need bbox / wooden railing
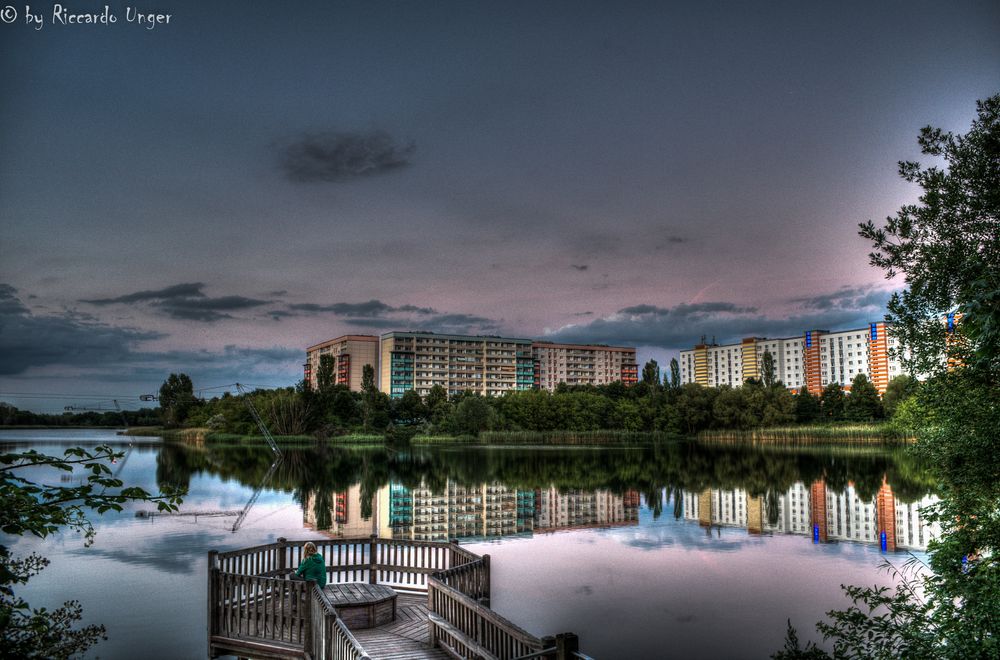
[311,583,370,660]
[431,554,491,604]
[209,537,590,660]
[428,557,544,659]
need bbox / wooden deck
[208,537,587,660]
[350,594,448,660]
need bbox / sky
[1,0,998,411]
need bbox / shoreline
[111,423,909,448]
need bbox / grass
[414,430,681,445]
[697,422,911,446]
[124,427,317,445]
[325,434,385,444]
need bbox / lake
[1,429,939,659]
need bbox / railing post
[540,636,556,660]
[428,577,438,648]
[556,632,579,660]
[207,550,218,657]
[481,553,491,607]
[369,534,378,584]
[303,579,315,654]
[277,537,288,575]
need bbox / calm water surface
[1,429,939,659]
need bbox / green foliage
[316,355,335,393]
[859,94,1000,377]
[0,402,160,428]
[641,359,661,388]
[794,385,821,423]
[450,396,497,435]
[394,390,427,425]
[844,374,883,421]
[360,364,389,432]
[668,358,681,389]
[1,445,185,657]
[778,94,1000,660]
[158,373,196,427]
[881,375,918,418]
[1,445,184,541]
[820,383,844,420]
[760,350,778,388]
[0,547,107,659]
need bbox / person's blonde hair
[303,542,318,556]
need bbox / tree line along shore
[2,364,917,446]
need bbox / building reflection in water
[302,478,937,552]
[682,478,940,551]
[303,481,641,541]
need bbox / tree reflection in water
[153,439,939,550]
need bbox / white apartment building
[679,323,905,394]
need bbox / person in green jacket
[293,541,327,587]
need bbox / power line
[0,392,146,400]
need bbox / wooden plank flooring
[350,594,448,660]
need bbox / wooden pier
[207,536,591,660]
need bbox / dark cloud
[619,302,757,316]
[286,298,501,334]
[279,130,415,183]
[153,295,270,322]
[0,284,299,382]
[339,313,500,333]
[289,299,434,316]
[571,264,589,271]
[81,283,269,322]
[791,285,891,312]
[0,284,30,316]
[82,282,206,305]
[546,292,890,351]
[421,313,500,330]
[0,284,164,375]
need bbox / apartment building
[303,335,378,391]
[532,342,638,390]
[379,332,535,398]
[678,322,905,394]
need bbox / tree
[1,445,184,657]
[426,385,447,410]
[668,358,681,389]
[794,383,821,423]
[158,373,195,427]
[316,354,336,393]
[760,350,778,388]
[712,386,752,429]
[819,383,844,421]
[859,94,1000,377]
[882,375,918,418]
[360,364,388,432]
[641,359,661,388]
[451,396,496,435]
[844,374,883,421]
[779,95,1000,660]
[394,390,427,425]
